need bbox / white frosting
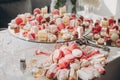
[62,33,71,40]
[48,34,57,42]
[72,49,82,57]
[83,21,89,26]
[23,22,31,30]
[97,38,105,44]
[60,45,67,51]
[61,29,69,34]
[70,20,76,26]
[100,31,107,37]
[94,34,100,39]
[111,33,119,41]
[70,63,80,70]
[31,26,38,33]
[57,69,69,80]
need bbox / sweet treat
[87,17,120,46]
[116,39,120,46]
[72,49,83,57]
[97,38,105,45]
[110,33,119,41]
[29,42,108,80]
[94,34,101,40]
[37,30,48,42]
[8,7,99,43]
[59,6,66,15]
[41,6,48,15]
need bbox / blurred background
[0,0,120,28]
[0,0,51,28]
[0,0,120,80]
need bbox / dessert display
[8,6,95,43]
[86,17,120,46]
[27,42,108,80]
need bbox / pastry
[97,38,105,45]
[94,34,101,40]
[37,30,48,42]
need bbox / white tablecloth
[0,30,120,80]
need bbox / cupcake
[97,38,105,45]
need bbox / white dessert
[111,33,119,41]
[72,49,83,57]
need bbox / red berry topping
[33,8,41,15]
[31,33,36,39]
[36,14,43,23]
[15,17,23,25]
[113,25,119,30]
[52,9,59,15]
[57,23,65,31]
[109,19,114,26]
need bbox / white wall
[95,0,120,19]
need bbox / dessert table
[0,29,120,80]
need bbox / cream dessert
[30,42,108,80]
[9,7,92,42]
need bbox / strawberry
[92,28,99,34]
[22,31,28,37]
[96,25,102,32]
[33,8,41,15]
[69,17,74,20]
[58,61,68,69]
[113,25,119,30]
[52,9,59,15]
[78,19,82,23]
[79,16,84,21]
[67,25,74,30]
[36,14,43,23]
[71,13,76,19]
[109,19,114,26]
[57,23,65,31]
[107,28,109,34]
[30,33,36,40]
[15,17,23,25]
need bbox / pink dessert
[32,42,108,80]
